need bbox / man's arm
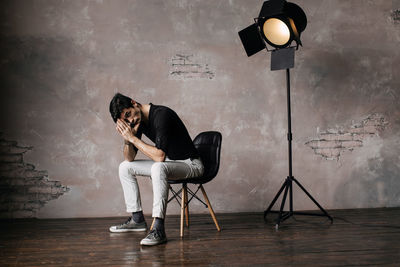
[130,136,166,162]
[123,141,137,162]
[117,119,166,162]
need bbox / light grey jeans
[118,157,204,219]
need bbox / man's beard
[131,111,144,128]
[129,111,143,128]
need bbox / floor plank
[1,208,400,266]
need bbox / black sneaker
[109,217,147,232]
[140,229,167,246]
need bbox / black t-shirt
[135,103,199,160]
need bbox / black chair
[168,131,222,237]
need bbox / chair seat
[168,176,207,185]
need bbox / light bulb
[262,18,290,46]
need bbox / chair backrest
[192,131,222,184]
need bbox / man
[108,93,204,246]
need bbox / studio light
[238,0,333,229]
[238,0,307,57]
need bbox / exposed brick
[340,140,363,148]
[319,133,351,141]
[23,169,48,178]
[392,9,400,23]
[0,140,17,146]
[12,210,35,218]
[0,145,32,154]
[349,127,365,134]
[314,148,341,159]
[309,140,343,148]
[0,211,13,218]
[52,181,61,187]
[0,184,27,195]
[0,136,69,218]
[4,193,34,202]
[318,133,337,141]
[52,186,65,195]
[4,192,54,203]
[0,163,24,172]
[37,193,58,202]
[25,163,35,170]
[0,178,15,186]
[28,185,53,194]
[0,177,43,186]
[362,125,378,134]
[0,166,44,178]
[352,133,376,141]
[306,114,388,160]
[169,54,215,80]
[24,202,44,211]
[0,154,23,163]
[363,120,382,127]
[0,202,25,211]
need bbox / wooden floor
[1,208,400,266]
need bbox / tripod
[263,68,333,229]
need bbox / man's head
[109,93,142,127]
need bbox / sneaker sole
[140,238,167,246]
[109,227,147,233]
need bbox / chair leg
[185,186,189,227]
[150,217,155,230]
[180,184,187,237]
[200,185,221,232]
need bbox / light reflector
[263,18,291,46]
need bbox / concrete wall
[0,0,399,218]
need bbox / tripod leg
[276,182,290,227]
[264,179,288,220]
[292,177,333,221]
[289,178,293,214]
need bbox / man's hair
[109,93,134,123]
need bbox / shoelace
[120,216,132,226]
[146,229,163,239]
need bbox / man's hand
[116,118,165,162]
[116,119,139,142]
